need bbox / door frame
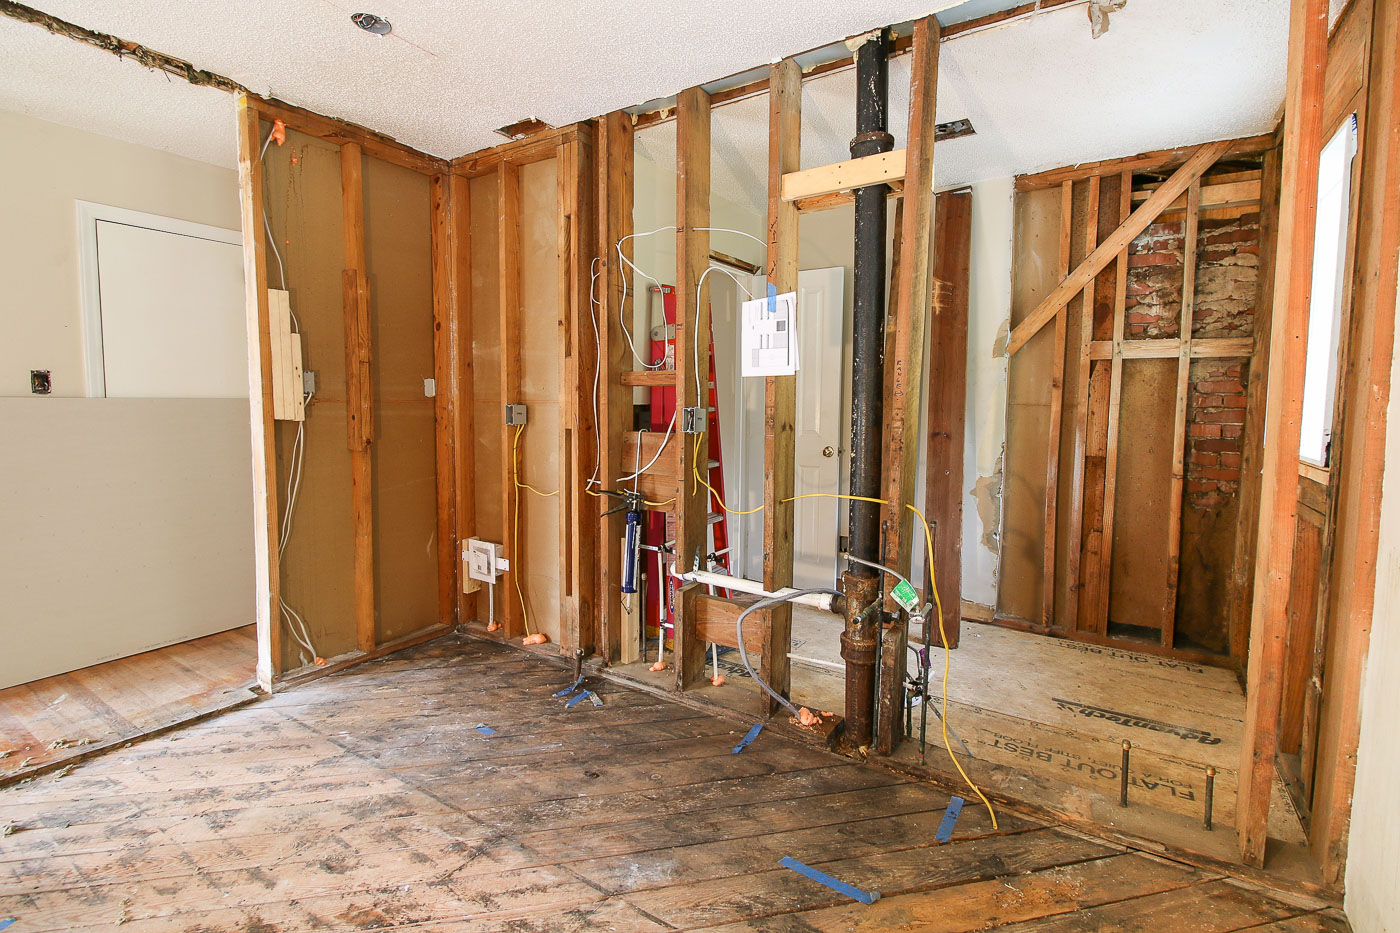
[75,200,242,398]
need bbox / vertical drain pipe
[839,27,892,750]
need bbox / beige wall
[0,398,254,688]
[0,109,239,398]
[1345,261,1400,933]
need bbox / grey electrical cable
[735,588,842,718]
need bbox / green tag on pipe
[891,580,920,613]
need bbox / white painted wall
[0,109,240,398]
[0,108,252,687]
[1344,260,1400,933]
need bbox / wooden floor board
[0,625,257,783]
[0,632,1347,932]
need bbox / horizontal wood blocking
[247,97,445,175]
[694,594,767,653]
[621,370,678,387]
[1131,177,1262,212]
[794,181,905,214]
[1015,134,1275,191]
[620,430,680,504]
[1087,337,1254,360]
[781,149,906,202]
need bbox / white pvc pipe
[673,568,839,613]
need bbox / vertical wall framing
[558,130,599,655]
[340,143,377,655]
[431,174,459,627]
[876,14,940,752]
[672,87,714,691]
[759,58,801,715]
[235,96,280,692]
[595,113,635,664]
[1237,0,1328,868]
[1309,0,1400,884]
[924,190,973,649]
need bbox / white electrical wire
[616,411,677,484]
[587,257,604,487]
[258,132,287,291]
[615,225,767,372]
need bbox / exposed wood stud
[1094,170,1134,637]
[430,173,458,627]
[450,173,477,623]
[340,142,376,655]
[595,112,635,663]
[760,57,802,716]
[1306,0,1400,885]
[672,86,713,692]
[559,130,599,655]
[1042,180,1074,629]
[1162,180,1202,649]
[498,162,524,639]
[235,96,281,691]
[924,190,973,649]
[1237,0,1329,868]
[877,13,940,753]
[1063,176,1102,633]
[1007,140,1232,357]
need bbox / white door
[728,267,845,588]
[80,204,247,398]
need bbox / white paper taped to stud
[740,290,799,377]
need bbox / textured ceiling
[0,14,235,168]
[640,0,1290,215]
[6,0,1292,184]
[27,0,989,159]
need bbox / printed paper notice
[740,291,798,377]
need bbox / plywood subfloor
[0,625,257,783]
[614,610,1306,851]
[0,634,1346,931]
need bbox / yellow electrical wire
[510,424,538,637]
[691,453,998,829]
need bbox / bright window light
[1299,115,1358,468]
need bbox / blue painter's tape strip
[0,918,17,930]
[779,856,879,904]
[474,725,496,736]
[936,795,965,843]
[565,690,591,709]
[551,672,585,694]
[732,722,764,754]
[767,281,778,315]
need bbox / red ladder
[647,286,732,637]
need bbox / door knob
[822,445,836,458]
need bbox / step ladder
[647,285,732,639]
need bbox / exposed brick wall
[1186,360,1248,511]
[1125,211,1260,340]
[1125,208,1258,515]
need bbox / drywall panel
[262,127,355,669]
[0,398,253,689]
[0,109,238,398]
[517,158,562,645]
[364,154,438,643]
[468,173,504,560]
[963,177,1014,610]
[998,185,1061,621]
[1345,305,1399,932]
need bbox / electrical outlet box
[423,377,436,397]
[464,538,507,583]
[303,370,317,395]
[681,406,706,434]
[30,370,51,395]
[505,403,528,426]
